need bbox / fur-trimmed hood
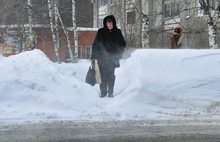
[103,15,117,30]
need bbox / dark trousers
[99,65,115,96]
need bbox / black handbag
[85,60,96,86]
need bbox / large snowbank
[0,49,220,123]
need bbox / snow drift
[0,49,220,122]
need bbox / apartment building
[93,0,220,48]
[148,0,220,48]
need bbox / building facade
[148,0,220,49]
[149,0,220,49]
[0,27,97,62]
[93,0,220,49]
[0,0,96,61]
[92,0,143,48]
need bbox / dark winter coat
[91,15,126,68]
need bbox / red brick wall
[0,28,97,62]
[36,28,97,62]
[69,31,97,59]
[35,29,66,62]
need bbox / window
[217,0,220,9]
[127,11,135,24]
[174,3,180,16]
[165,4,171,18]
[210,0,216,10]
[213,0,220,10]
[98,18,103,28]
[86,46,92,59]
[185,2,190,18]
[171,3,175,16]
[65,46,82,61]
[99,0,108,7]
[65,46,74,62]
[198,0,204,17]
[110,0,113,6]
[165,2,180,18]
[127,0,135,3]
[78,46,82,59]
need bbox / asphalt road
[1,119,220,142]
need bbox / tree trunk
[28,0,34,50]
[199,0,219,49]
[57,5,74,63]
[72,0,78,63]
[141,0,149,49]
[206,16,218,49]
[48,0,61,63]
[141,14,149,48]
[141,0,149,48]
[54,0,61,63]
[21,23,25,52]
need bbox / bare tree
[146,0,220,49]
[1,0,93,62]
[141,14,149,48]
[140,0,150,48]
[57,0,93,61]
[0,0,29,53]
[48,0,61,63]
[107,0,142,48]
[28,0,34,50]
[72,0,78,62]
[56,5,74,63]
[199,0,220,49]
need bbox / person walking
[170,26,183,49]
[91,15,126,98]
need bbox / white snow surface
[1,49,220,123]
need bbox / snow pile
[120,49,220,117]
[0,49,220,122]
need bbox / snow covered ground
[0,49,220,123]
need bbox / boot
[108,93,113,98]
[100,83,107,98]
[100,93,107,98]
[108,75,115,98]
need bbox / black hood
[103,15,117,30]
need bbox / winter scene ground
[0,49,220,124]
